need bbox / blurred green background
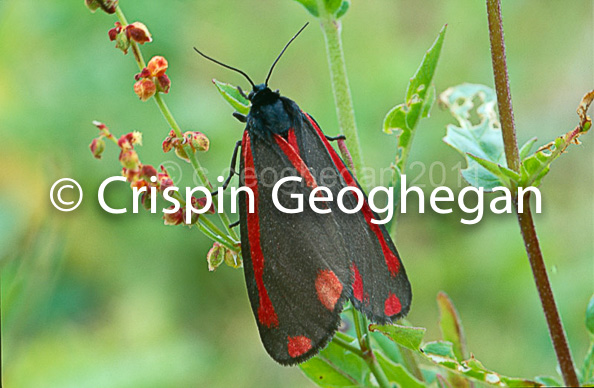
[0,1,592,387]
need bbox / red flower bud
[157,165,174,191]
[206,243,225,271]
[108,27,119,41]
[93,120,108,132]
[163,206,184,226]
[122,167,141,182]
[147,56,168,77]
[120,149,140,170]
[140,165,157,180]
[186,131,209,152]
[86,0,118,14]
[191,196,215,214]
[162,130,177,153]
[156,75,171,94]
[130,179,149,191]
[125,22,152,44]
[135,68,151,81]
[89,137,106,159]
[117,132,141,151]
[115,30,130,54]
[134,79,156,101]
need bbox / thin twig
[485,1,579,385]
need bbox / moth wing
[238,130,352,365]
[297,112,412,324]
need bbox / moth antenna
[265,22,309,86]
[194,47,255,89]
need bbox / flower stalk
[113,5,238,241]
[316,3,364,177]
[313,3,394,386]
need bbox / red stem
[485,0,579,385]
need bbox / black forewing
[295,111,412,324]
[238,130,352,365]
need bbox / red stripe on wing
[273,133,318,190]
[287,128,299,153]
[243,132,279,328]
[304,113,401,277]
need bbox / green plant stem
[314,4,393,385]
[316,6,364,176]
[114,6,238,242]
[332,335,364,357]
[486,1,578,385]
[199,216,238,247]
[351,309,390,388]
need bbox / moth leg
[325,134,346,142]
[228,220,240,228]
[237,85,248,100]
[211,140,242,196]
[233,112,247,123]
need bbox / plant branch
[486,1,578,385]
[332,335,364,357]
[486,0,520,173]
[114,6,238,241]
[316,6,364,176]
[313,3,394,385]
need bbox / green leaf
[299,340,367,387]
[535,376,562,386]
[582,340,594,385]
[212,79,251,115]
[405,25,447,126]
[421,84,436,119]
[299,357,360,387]
[423,341,456,359]
[437,292,467,362]
[369,331,405,365]
[587,294,594,336]
[292,0,319,17]
[420,351,545,387]
[383,25,447,173]
[519,89,593,187]
[519,137,537,160]
[583,296,594,385]
[375,351,425,388]
[369,323,426,351]
[466,153,519,188]
[441,83,508,190]
[383,104,409,134]
[335,0,350,18]
[324,0,342,14]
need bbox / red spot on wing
[315,269,343,310]
[273,133,317,190]
[352,264,364,302]
[243,133,279,328]
[288,336,312,358]
[305,113,400,277]
[384,293,402,316]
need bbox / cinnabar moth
[195,23,411,365]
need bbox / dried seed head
[126,22,152,44]
[134,79,156,101]
[147,56,168,77]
